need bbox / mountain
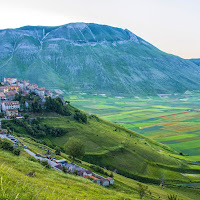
[189,58,200,66]
[0,22,200,95]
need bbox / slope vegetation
[5,114,200,185]
[0,143,199,200]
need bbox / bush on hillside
[13,148,21,156]
[168,194,179,200]
[90,165,107,175]
[74,111,87,123]
[40,160,51,169]
[55,146,61,155]
[0,139,14,151]
[137,183,151,199]
[62,166,67,173]
[27,171,36,177]
[28,156,39,162]
[0,139,21,156]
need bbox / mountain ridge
[0,22,200,96]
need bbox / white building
[2,101,20,112]
[35,88,45,98]
[107,177,114,185]
[4,78,17,85]
[0,92,6,101]
[27,83,38,92]
[100,178,110,186]
[45,90,53,98]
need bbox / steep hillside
[1,148,199,200]
[4,115,200,185]
[0,23,200,95]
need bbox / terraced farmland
[68,94,200,161]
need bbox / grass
[0,150,134,200]
[0,144,200,200]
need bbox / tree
[64,137,85,163]
[110,172,114,178]
[62,165,67,173]
[137,183,151,199]
[74,111,87,123]
[55,147,61,155]
[13,148,21,156]
[40,160,51,168]
[6,127,12,135]
[168,194,179,200]
[23,113,29,120]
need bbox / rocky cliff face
[0,22,200,95]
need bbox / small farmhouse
[100,178,110,186]
[107,177,114,185]
[2,101,20,112]
[4,78,17,85]
[6,109,19,117]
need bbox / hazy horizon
[1,0,200,59]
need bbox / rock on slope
[0,22,200,95]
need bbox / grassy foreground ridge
[1,144,200,200]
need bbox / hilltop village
[0,77,65,118]
[0,77,114,187]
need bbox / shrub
[62,166,67,173]
[27,171,36,177]
[85,176,93,181]
[13,148,21,156]
[0,139,14,151]
[168,194,179,200]
[40,160,51,168]
[90,165,105,174]
[28,156,39,162]
[74,111,87,123]
[136,183,151,199]
[110,172,114,178]
[55,147,61,155]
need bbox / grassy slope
[68,94,200,161]
[0,149,132,200]
[8,115,200,185]
[0,146,199,200]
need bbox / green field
[67,93,200,161]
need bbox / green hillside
[0,142,199,200]
[4,113,200,185]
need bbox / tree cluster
[45,97,71,116]
[11,118,65,138]
[0,139,21,156]
[74,110,87,123]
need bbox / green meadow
[67,93,200,161]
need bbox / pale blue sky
[1,0,199,58]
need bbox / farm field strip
[68,94,200,159]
